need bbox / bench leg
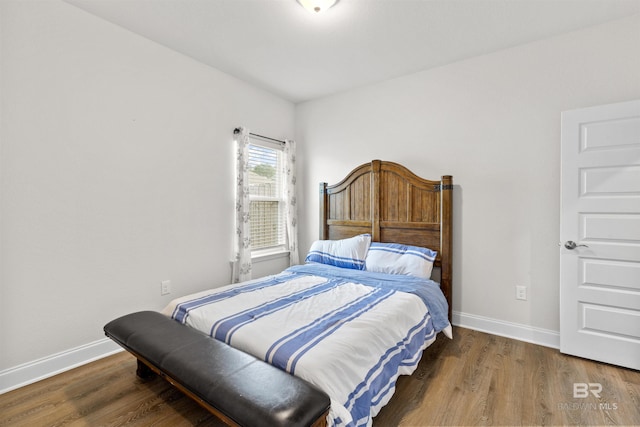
[136,359,157,380]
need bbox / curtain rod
[233,127,286,145]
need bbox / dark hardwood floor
[1,326,638,426]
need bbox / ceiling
[65,0,640,103]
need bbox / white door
[560,99,640,370]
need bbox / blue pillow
[365,242,437,279]
[305,234,372,270]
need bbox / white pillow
[305,234,372,270]
[365,242,437,279]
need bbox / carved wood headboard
[319,160,453,320]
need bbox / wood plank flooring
[1,326,638,426]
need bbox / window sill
[251,248,290,262]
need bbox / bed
[160,160,454,426]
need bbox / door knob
[564,240,588,250]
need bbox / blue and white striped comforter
[162,264,451,427]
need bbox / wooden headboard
[319,160,453,320]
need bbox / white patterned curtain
[284,139,300,266]
[233,127,252,282]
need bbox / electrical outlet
[161,280,171,296]
[516,285,527,301]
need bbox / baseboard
[452,311,560,349]
[0,312,559,395]
[0,338,122,395]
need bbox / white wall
[296,15,640,339]
[0,0,294,380]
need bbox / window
[247,140,286,254]
[233,127,298,282]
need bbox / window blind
[247,141,285,251]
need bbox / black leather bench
[104,311,330,427]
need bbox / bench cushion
[104,311,330,427]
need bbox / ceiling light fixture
[297,0,339,14]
